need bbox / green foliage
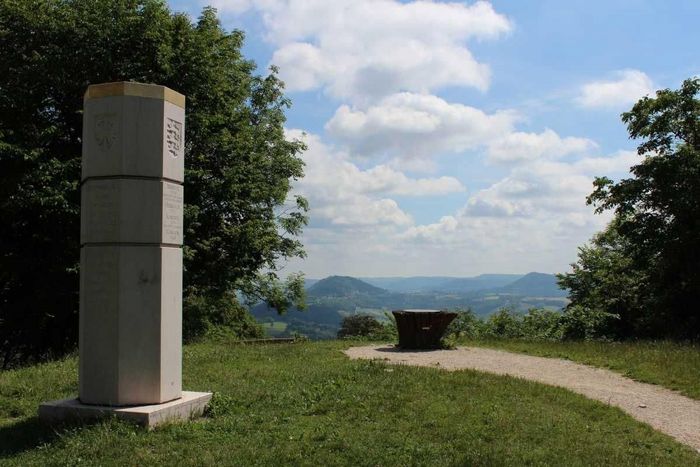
[520,308,565,340]
[337,314,395,340]
[448,308,565,341]
[557,305,618,340]
[562,78,700,340]
[182,292,264,342]
[0,0,307,366]
[446,309,485,338]
[1,340,699,465]
[557,220,640,339]
[484,309,525,338]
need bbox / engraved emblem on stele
[94,113,118,151]
[166,118,182,158]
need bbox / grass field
[464,339,700,400]
[1,340,699,466]
[261,321,288,336]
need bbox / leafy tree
[557,219,646,339]
[0,0,307,367]
[483,309,524,339]
[560,78,700,340]
[521,308,564,340]
[447,308,565,341]
[337,315,390,339]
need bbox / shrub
[521,308,564,340]
[559,305,619,340]
[337,315,393,340]
[183,292,264,343]
[446,309,485,338]
[483,309,525,339]
[448,308,566,341]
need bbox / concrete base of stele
[38,391,212,429]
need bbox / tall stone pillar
[79,81,185,405]
[39,82,210,426]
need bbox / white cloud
[326,92,517,160]
[576,69,655,109]
[487,129,597,164]
[327,95,601,168]
[285,142,640,277]
[386,149,639,274]
[206,0,256,14]
[203,1,649,277]
[461,162,596,218]
[288,129,465,227]
[572,150,639,175]
[459,150,638,221]
[220,0,512,101]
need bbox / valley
[252,273,569,339]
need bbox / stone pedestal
[39,82,210,427]
[39,391,212,429]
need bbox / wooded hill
[252,273,568,339]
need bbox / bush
[337,315,394,340]
[521,308,564,340]
[447,308,567,341]
[183,292,264,343]
[559,305,619,340]
[446,309,486,338]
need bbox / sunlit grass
[0,340,698,466]
[463,339,700,400]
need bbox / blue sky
[170,0,698,278]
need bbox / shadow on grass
[0,417,61,458]
[0,416,101,458]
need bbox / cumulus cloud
[572,150,638,175]
[201,1,646,277]
[326,92,517,160]
[461,162,597,218]
[286,141,641,276]
[487,129,597,164]
[288,129,465,227]
[458,150,638,222]
[576,69,655,109]
[218,0,512,101]
[327,95,600,168]
[388,149,640,274]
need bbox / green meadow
[1,340,698,466]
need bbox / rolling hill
[252,273,569,339]
[360,276,459,292]
[360,274,524,293]
[436,274,525,293]
[308,275,387,297]
[495,272,567,297]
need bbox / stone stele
[39,82,211,428]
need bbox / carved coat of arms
[94,113,118,151]
[166,118,183,158]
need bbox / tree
[557,220,646,339]
[337,315,389,339]
[0,0,307,367]
[560,78,700,340]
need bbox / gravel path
[345,345,700,453]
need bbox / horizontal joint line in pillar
[81,242,182,248]
[81,175,183,186]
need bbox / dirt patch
[345,345,700,453]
